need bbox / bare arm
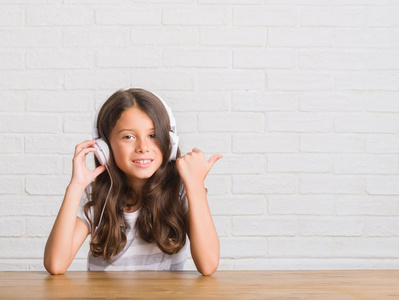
[177,148,222,276]
[44,140,106,275]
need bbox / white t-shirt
[77,185,189,271]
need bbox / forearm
[185,183,219,276]
[44,183,85,273]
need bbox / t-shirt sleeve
[77,186,93,232]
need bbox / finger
[207,154,223,167]
[192,148,201,153]
[92,165,106,178]
[75,140,97,154]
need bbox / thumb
[93,165,106,178]
[207,154,223,168]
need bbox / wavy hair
[83,88,186,262]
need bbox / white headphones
[92,92,179,167]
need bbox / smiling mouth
[133,159,152,164]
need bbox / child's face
[109,106,163,188]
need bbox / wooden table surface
[0,270,398,299]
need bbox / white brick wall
[1,0,398,272]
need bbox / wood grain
[1,270,398,299]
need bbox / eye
[149,134,156,139]
[123,135,134,140]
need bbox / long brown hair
[84,88,186,262]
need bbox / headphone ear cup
[94,138,110,166]
[169,132,179,161]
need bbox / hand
[69,140,106,189]
[176,148,222,188]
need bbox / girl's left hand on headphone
[176,148,223,187]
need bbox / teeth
[134,160,151,164]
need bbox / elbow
[198,258,219,276]
[44,258,67,275]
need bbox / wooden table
[0,270,398,299]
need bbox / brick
[367,92,399,112]
[200,27,266,46]
[205,175,230,195]
[300,175,364,194]
[26,5,93,26]
[26,49,94,69]
[299,92,364,112]
[163,6,229,25]
[366,176,399,195]
[333,238,399,258]
[96,6,160,25]
[131,70,195,90]
[269,73,333,91]
[268,112,332,132]
[0,71,62,90]
[97,48,161,68]
[300,134,364,153]
[336,196,399,216]
[334,114,399,133]
[333,155,398,174]
[268,195,334,215]
[164,49,230,68]
[0,238,46,258]
[199,0,261,4]
[299,218,364,236]
[0,195,62,216]
[211,154,264,175]
[179,133,231,154]
[367,50,399,70]
[0,6,23,26]
[299,50,364,70]
[233,6,297,26]
[0,92,25,111]
[368,7,399,26]
[233,49,296,69]
[269,28,333,47]
[233,175,297,194]
[365,217,399,237]
[0,136,23,154]
[0,218,25,237]
[220,237,266,258]
[268,237,333,258]
[0,50,24,70]
[233,134,298,153]
[335,0,399,5]
[26,217,55,237]
[0,155,61,175]
[366,135,399,153]
[26,175,70,195]
[64,70,130,89]
[25,134,88,154]
[131,26,198,45]
[0,114,59,133]
[301,7,363,27]
[0,177,23,195]
[0,28,60,47]
[208,195,265,216]
[268,0,331,4]
[63,114,93,133]
[174,113,197,133]
[213,217,230,237]
[159,91,229,112]
[335,72,399,91]
[26,91,93,112]
[199,112,264,132]
[63,28,129,47]
[267,154,331,173]
[198,70,264,90]
[335,29,398,48]
[232,92,297,112]
[233,217,297,236]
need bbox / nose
[135,137,149,153]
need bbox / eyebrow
[118,128,155,134]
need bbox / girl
[44,88,222,276]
